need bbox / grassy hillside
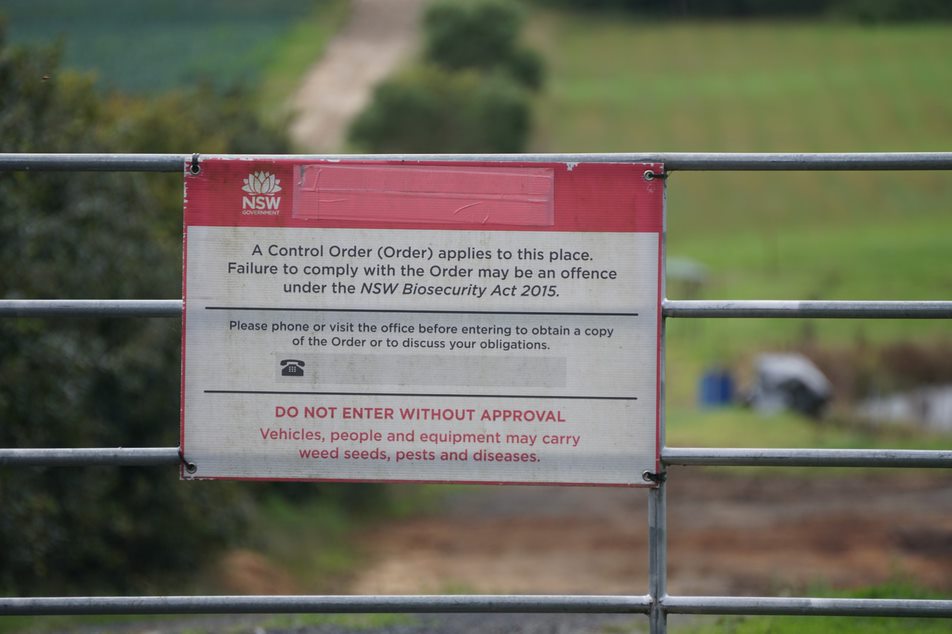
[527,12,952,409]
[1,0,348,116]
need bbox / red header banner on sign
[185,159,663,232]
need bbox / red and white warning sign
[181,159,663,486]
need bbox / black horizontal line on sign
[204,306,638,317]
[204,390,638,401]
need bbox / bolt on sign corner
[181,159,664,486]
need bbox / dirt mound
[216,549,300,595]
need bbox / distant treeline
[543,0,952,20]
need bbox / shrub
[349,65,531,153]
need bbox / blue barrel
[699,369,735,407]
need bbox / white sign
[182,160,663,486]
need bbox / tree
[423,0,543,90]
[0,26,286,594]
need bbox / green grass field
[526,11,952,410]
[1,0,348,118]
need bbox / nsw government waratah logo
[241,171,282,215]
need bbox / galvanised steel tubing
[663,299,952,319]
[648,484,667,633]
[0,154,184,172]
[664,596,952,618]
[4,447,947,469]
[0,299,181,318]
[2,152,952,172]
[663,448,952,468]
[659,152,952,171]
[0,595,652,616]
[649,187,668,634]
[0,448,181,467]
[5,299,951,320]
[205,152,952,170]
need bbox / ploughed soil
[347,470,952,596]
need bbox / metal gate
[2,152,952,633]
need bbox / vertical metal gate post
[648,175,669,633]
[648,477,667,632]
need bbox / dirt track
[350,470,952,596]
[289,0,427,152]
[66,474,951,634]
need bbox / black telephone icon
[280,359,306,377]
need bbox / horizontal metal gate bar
[3,594,949,618]
[0,300,182,318]
[5,447,950,469]
[0,595,651,616]
[1,152,951,172]
[0,448,181,467]
[4,299,952,319]
[664,596,952,618]
[663,299,952,319]
[663,448,952,468]
[0,154,184,172]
